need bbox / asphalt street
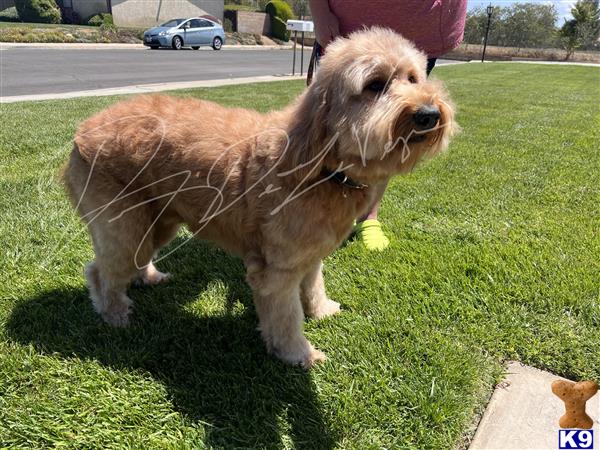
[0,46,454,97]
[0,47,313,97]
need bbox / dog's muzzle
[413,105,441,131]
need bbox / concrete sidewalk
[483,60,599,67]
[469,362,599,449]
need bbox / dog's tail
[62,142,93,216]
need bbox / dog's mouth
[408,134,428,143]
[392,109,444,147]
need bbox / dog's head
[289,27,457,184]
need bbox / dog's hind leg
[64,147,156,325]
[86,208,156,326]
[300,261,341,319]
[77,185,158,326]
[136,261,170,286]
[246,259,326,368]
[136,218,180,286]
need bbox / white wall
[73,0,109,22]
[236,11,270,35]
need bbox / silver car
[143,17,225,50]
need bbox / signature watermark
[46,98,451,270]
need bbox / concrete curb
[0,42,293,50]
[0,75,305,103]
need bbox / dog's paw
[141,270,171,286]
[300,348,327,369]
[310,299,341,320]
[272,338,327,369]
[134,264,171,287]
[98,295,132,327]
[101,310,130,327]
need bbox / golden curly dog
[63,28,456,368]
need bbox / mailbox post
[286,20,314,76]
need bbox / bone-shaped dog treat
[551,379,598,429]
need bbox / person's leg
[426,57,437,76]
[356,58,438,251]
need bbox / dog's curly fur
[63,28,456,368]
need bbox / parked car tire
[150,46,159,50]
[212,37,222,51]
[191,46,200,50]
[172,36,183,50]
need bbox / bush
[265,0,293,41]
[0,6,21,22]
[265,0,294,22]
[0,26,76,42]
[99,22,116,33]
[270,15,289,41]
[225,31,263,45]
[87,13,113,27]
[14,0,61,24]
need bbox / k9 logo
[559,430,594,449]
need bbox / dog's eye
[408,75,417,84]
[365,80,387,94]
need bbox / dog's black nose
[413,105,441,131]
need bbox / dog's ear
[283,83,331,182]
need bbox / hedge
[265,0,294,22]
[14,0,61,24]
[87,13,114,27]
[265,0,294,41]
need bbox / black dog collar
[322,168,368,190]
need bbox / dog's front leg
[246,263,326,368]
[301,261,341,319]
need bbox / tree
[287,0,308,18]
[463,7,488,45]
[560,20,582,59]
[559,0,600,59]
[464,3,558,49]
[573,0,600,49]
[502,3,557,49]
[15,0,61,24]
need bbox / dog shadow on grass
[6,237,336,450]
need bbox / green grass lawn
[0,63,599,449]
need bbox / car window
[188,19,203,28]
[160,19,184,27]
[198,20,213,27]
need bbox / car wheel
[172,36,183,50]
[212,37,222,51]
[191,46,200,50]
[150,46,159,50]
